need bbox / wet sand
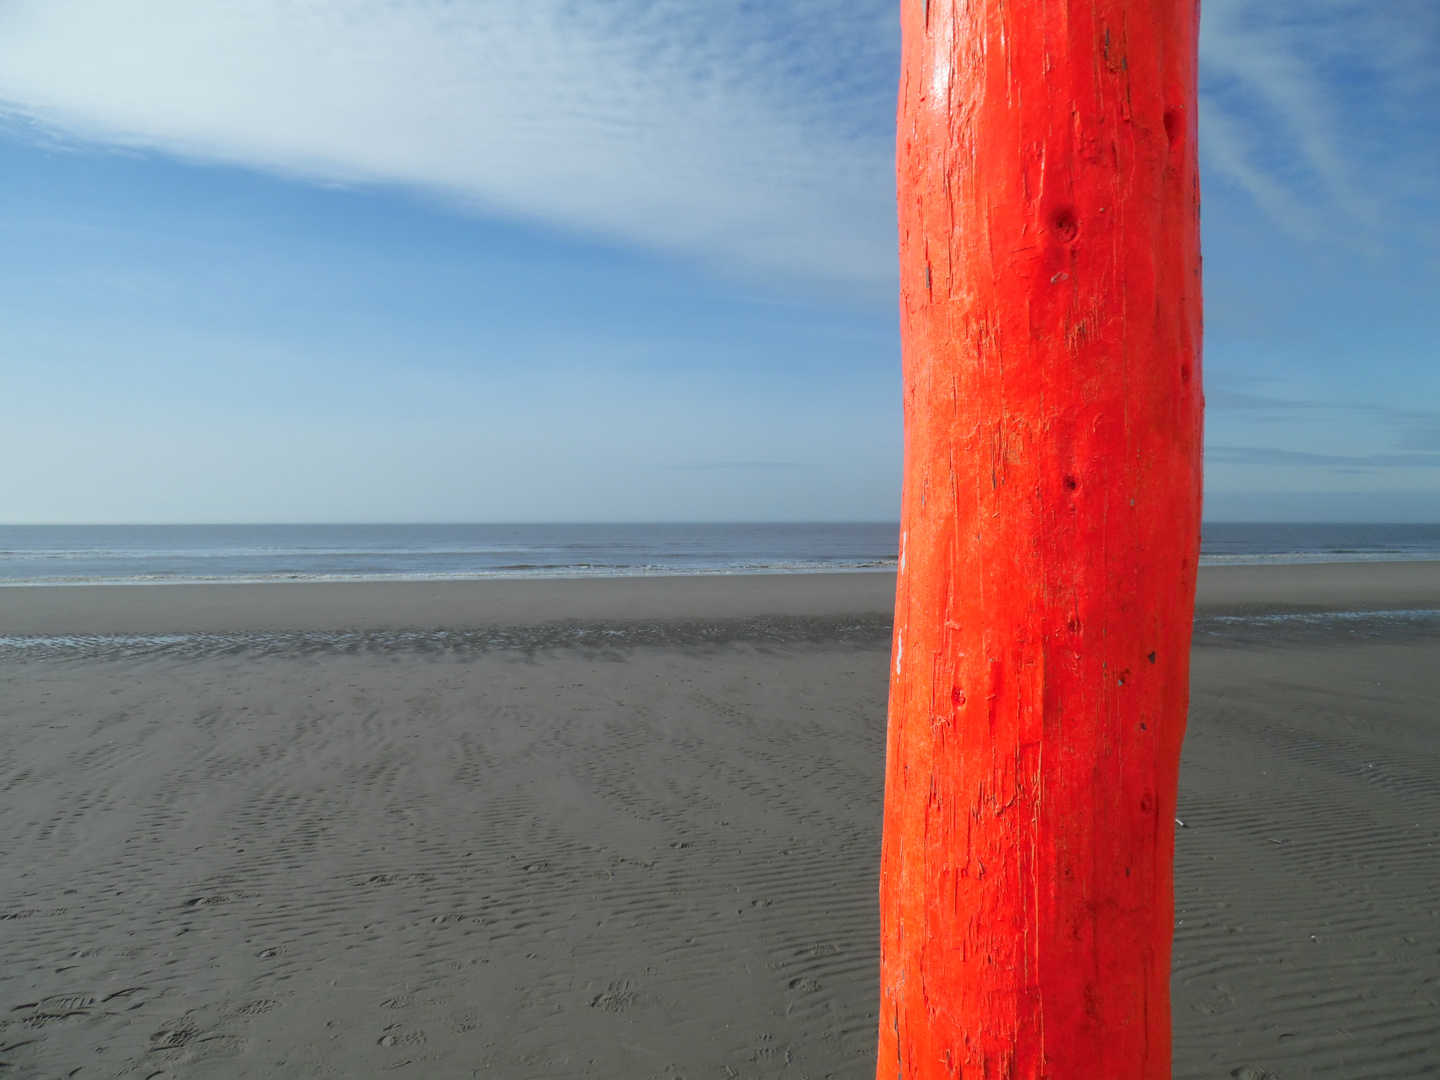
[2,566,1438,1078]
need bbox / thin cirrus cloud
[1210,390,1440,430]
[668,462,824,472]
[1200,0,1440,244]
[0,0,1432,289]
[0,0,899,290]
[2,0,1431,281]
[1208,388,1440,466]
[1208,446,1440,470]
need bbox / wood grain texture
[879,1,1203,1077]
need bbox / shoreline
[0,571,897,637]
[2,553,1434,592]
[0,565,900,590]
[5,561,1440,637]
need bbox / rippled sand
[1,567,1438,1078]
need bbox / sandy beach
[2,567,1438,1078]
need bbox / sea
[1,522,1439,586]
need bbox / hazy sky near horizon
[1,0,1436,522]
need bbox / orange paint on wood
[878,1,1203,1077]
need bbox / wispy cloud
[1201,0,1440,242]
[0,0,898,289]
[5,2,1432,290]
[1208,387,1440,451]
[667,462,823,472]
[1206,384,1440,476]
[1208,445,1440,470]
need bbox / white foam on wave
[1200,552,1440,566]
[0,559,900,588]
[1207,608,1440,624]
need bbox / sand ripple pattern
[4,623,1437,1078]
[1,642,888,1078]
[1174,642,1440,1079]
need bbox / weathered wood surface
[879,1,1203,1077]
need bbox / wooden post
[878,1,1203,1077]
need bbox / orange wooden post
[877,1,1203,1077]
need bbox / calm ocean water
[1198,523,1440,565]
[1,522,1438,585]
[0,524,898,586]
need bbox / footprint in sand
[589,983,637,1012]
[149,1022,199,1050]
[1192,992,1235,1014]
[15,995,97,1028]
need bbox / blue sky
[0,0,1436,523]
